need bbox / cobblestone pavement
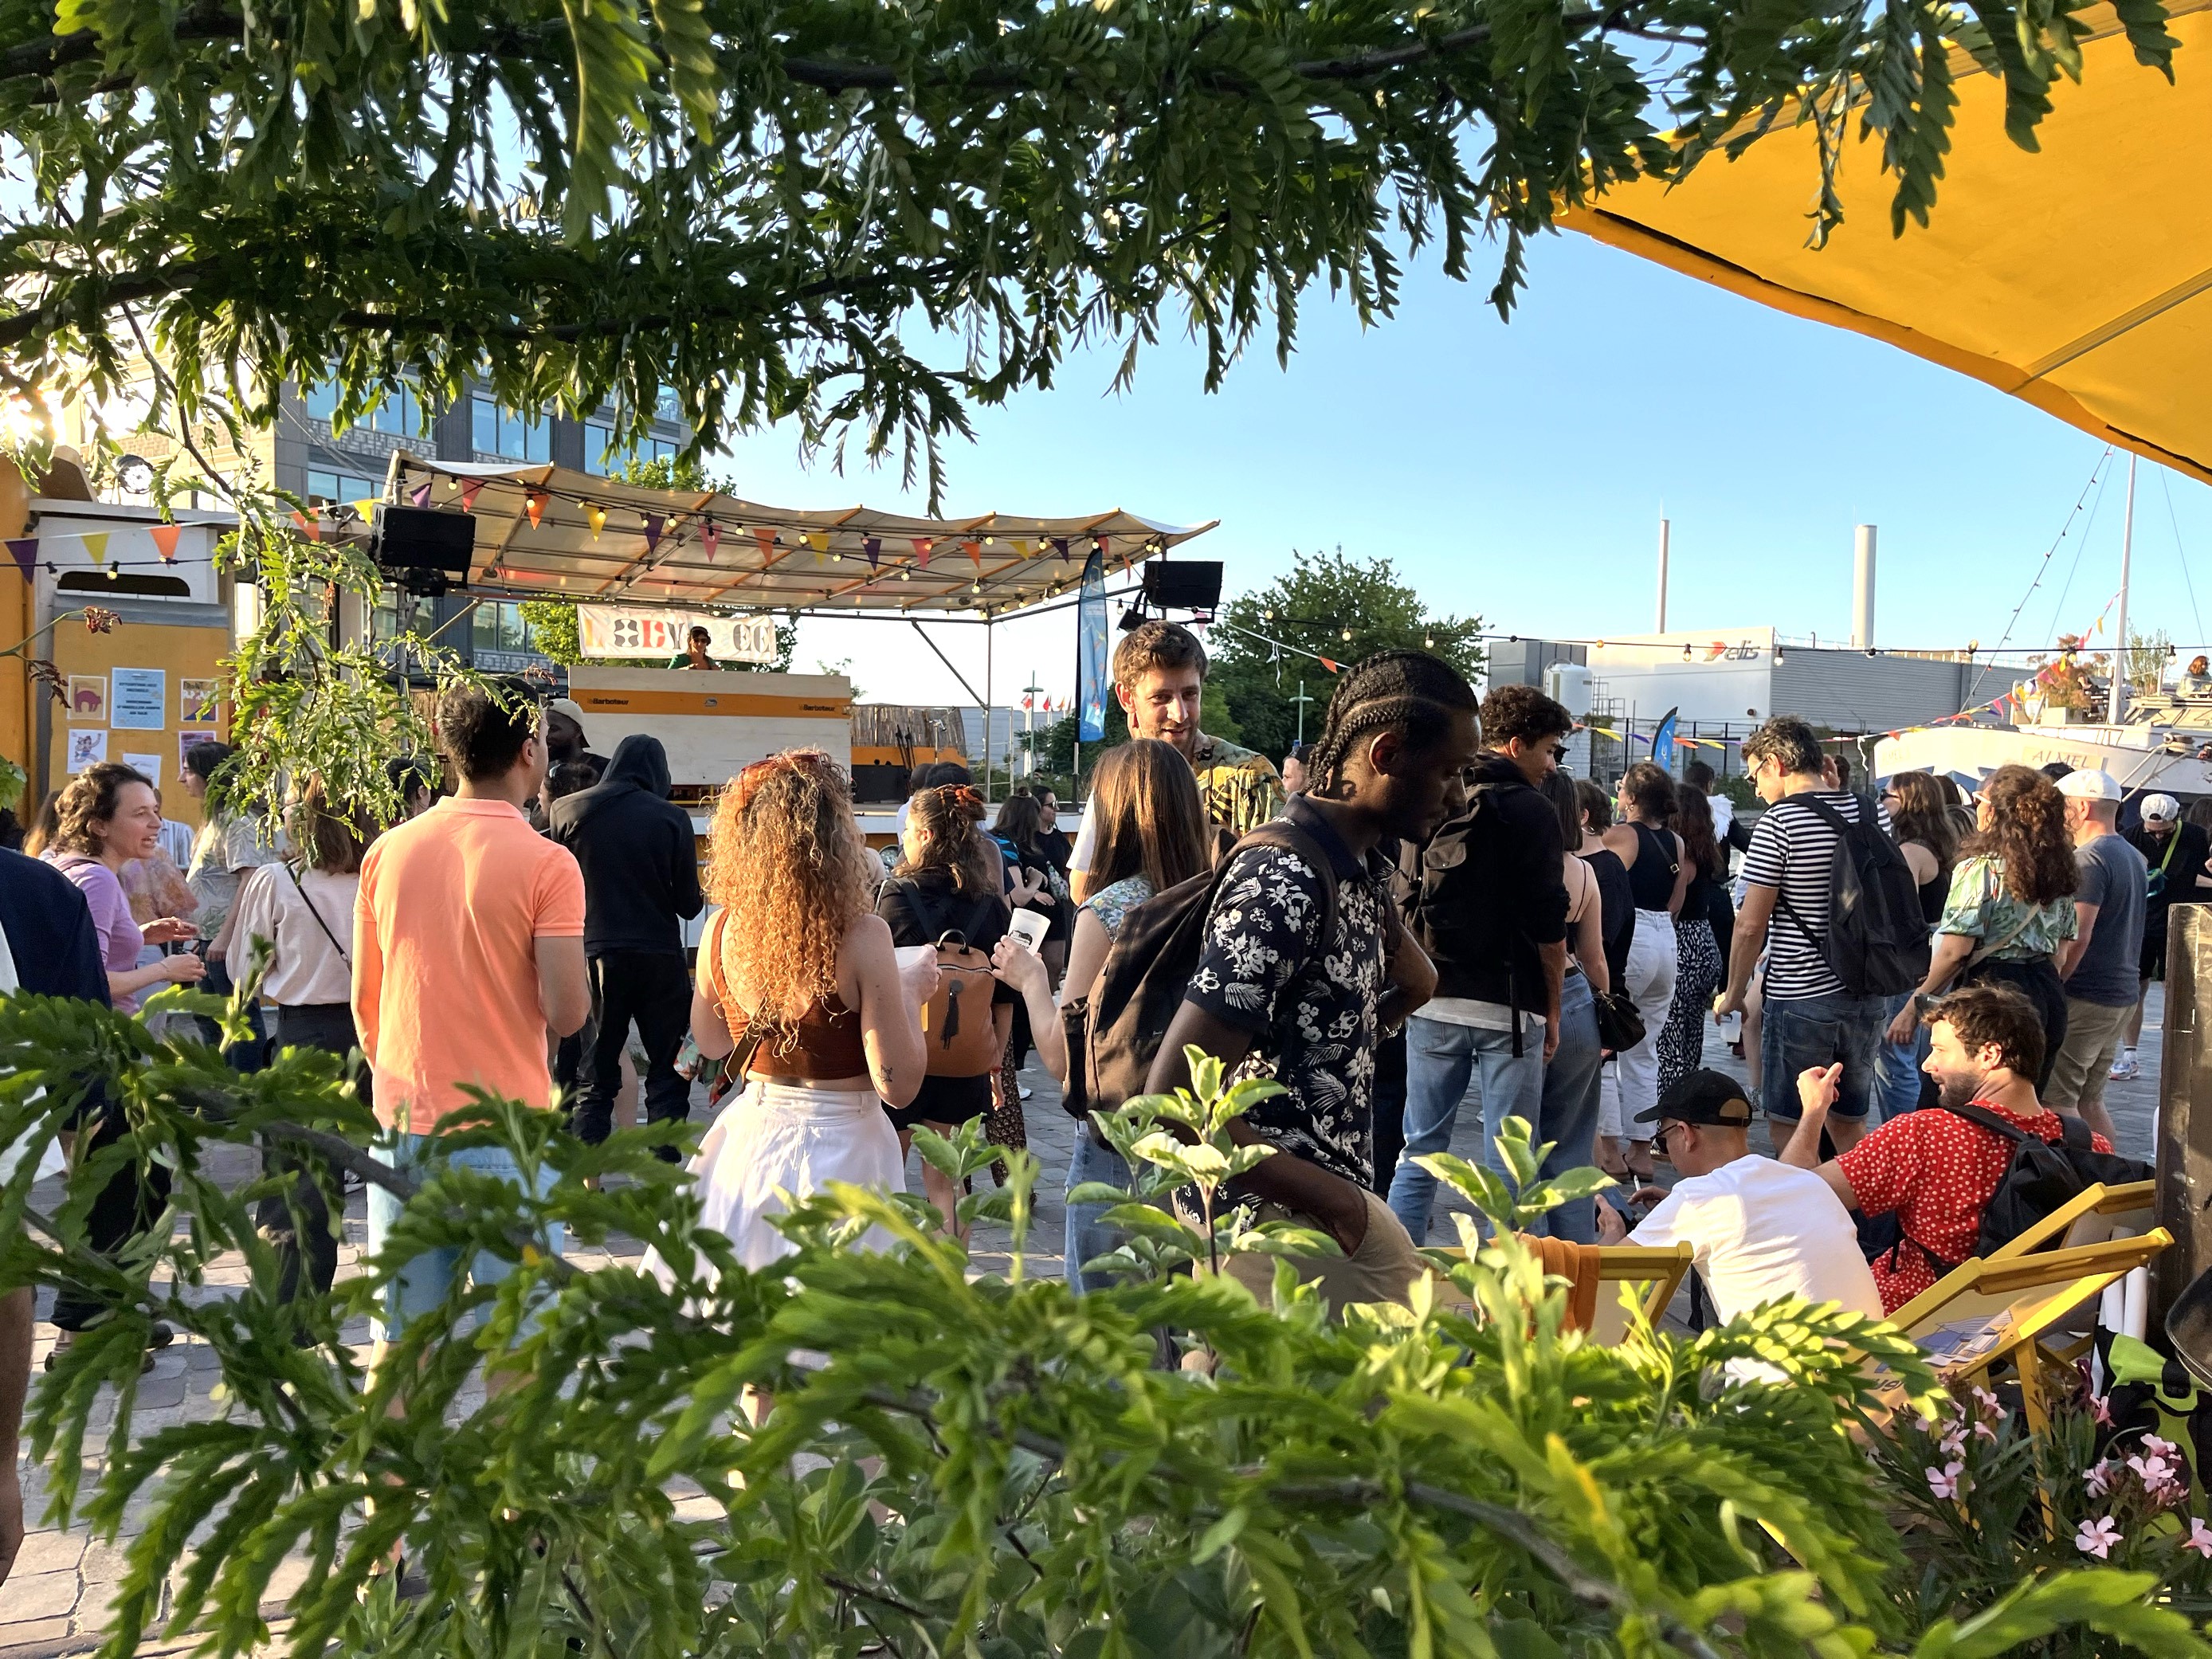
[0,994,2168,1655]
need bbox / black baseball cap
[1636,1069,1755,1128]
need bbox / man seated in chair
[1781,982,2113,1315]
[1596,1070,1883,1328]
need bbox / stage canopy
[359,455,1217,617]
[1563,0,2212,484]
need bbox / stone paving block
[0,1569,80,1621]
[6,1534,81,1578]
[0,1614,73,1653]
[78,1541,133,1587]
[132,1375,186,1412]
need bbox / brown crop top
[704,912,869,1081]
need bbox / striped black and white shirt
[1740,790,1892,1002]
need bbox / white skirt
[647,1079,905,1281]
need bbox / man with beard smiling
[1778,982,2113,1314]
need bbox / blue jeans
[1064,1131,1132,1294]
[365,1132,566,1342]
[1534,974,1602,1244]
[1390,1014,1546,1243]
[1872,990,1929,1120]
[1759,990,1888,1122]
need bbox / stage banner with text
[1077,551,1108,742]
[577,606,779,665]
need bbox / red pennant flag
[149,524,181,563]
[912,537,932,567]
[525,489,547,529]
[461,480,483,513]
[752,527,777,560]
[701,521,720,561]
[963,539,982,567]
[1319,657,1341,673]
[1022,694,1033,710]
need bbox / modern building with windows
[268,374,692,673]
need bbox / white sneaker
[1018,1084,1034,1100]
[2109,1051,2140,1081]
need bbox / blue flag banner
[1077,550,1109,741]
[1651,705,1680,771]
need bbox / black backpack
[1773,794,1930,998]
[1940,1100,2153,1257]
[1063,822,1339,1127]
[1405,781,1542,1049]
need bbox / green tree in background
[1210,548,1484,763]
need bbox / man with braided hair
[1068,620,1283,904]
[1147,650,1478,1316]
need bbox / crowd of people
[0,614,2189,1579]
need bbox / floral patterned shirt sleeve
[1186,845,1325,1035]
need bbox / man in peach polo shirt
[353,681,591,1355]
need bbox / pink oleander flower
[1939,1427,1967,1457]
[2092,1394,2115,1426]
[1928,1461,1965,1500]
[1972,1385,2002,1416]
[1973,1418,1998,1442]
[2086,1462,2114,1498]
[2128,1451,2187,1506]
[2144,1433,2180,1460]
[2077,1516,2124,1559]
[2185,1520,2212,1559]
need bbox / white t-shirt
[1629,1153,1883,1328]
[229,862,359,1006]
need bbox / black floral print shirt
[1185,796,1392,1187]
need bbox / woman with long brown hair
[1885,763,2077,1088]
[675,750,935,1269]
[1598,761,1691,1179]
[991,739,1210,1288]
[1870,770,1962,1116]
[878,782,1016,1233]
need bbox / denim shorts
[1759,990,1888,1121]
[364,1131,566,1343]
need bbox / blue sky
[721,228,2206,712]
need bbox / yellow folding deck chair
[1428,1241,1693,1340]
[1888,1230,2173,1435]
[1989,1181,2156,1261]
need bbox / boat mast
[2110,454,2138,724]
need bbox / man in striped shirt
[1712,716,1889,1151]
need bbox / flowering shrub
[2,995,2209,1659]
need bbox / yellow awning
[1563,1,2212,483]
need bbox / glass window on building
[304,380,340,422]
[584,415,617,475]
[470,600,539,659]
[471,396,550,463]
[371,586,402,642]
[367,382,421,436]
[305,469,380,504]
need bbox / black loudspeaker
[372,505,477,596]
[1142,559,1223,612]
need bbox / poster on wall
[66,676,105,721]
[123,752,163,787]
[576,606,780,665]
[66,729,108,772]
[178,729,220,771]
[180,678,220,722]
[110,668,166,730]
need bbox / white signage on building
[577,606,779,665]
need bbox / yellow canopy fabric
[1564,1,2212,484]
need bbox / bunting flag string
[912,537,932,567]
[524,489,547,529]
[752,527,777,560]
[701,520,720,562]
[585,504,608,540]
[643,513,665,556]
[460,480,484,513]
[863,536,880,571]
[6,538,33,581]
[963,539,982,567]
[410,481,433,508]
[149,524,180,562]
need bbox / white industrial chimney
[1656,517,1671,632]
[1852,524,1877,650]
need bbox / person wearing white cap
[2047,771,2144,1142]
[2119,791,2208,1081]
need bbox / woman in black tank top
[1873,771,1959,1118]
[1597,764,1690,1179]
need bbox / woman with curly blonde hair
[677,750,937,1270]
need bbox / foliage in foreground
[1,996,2206,1659]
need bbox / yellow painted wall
[0,466,27,800]
[47,618,230,826]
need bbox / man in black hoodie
[1385,684,1573,1241]
[549,735,705,1156]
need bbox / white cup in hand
[895,944,940,1006]
[1005,908,1048,955]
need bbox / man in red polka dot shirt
[1779,983,2112,1314]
